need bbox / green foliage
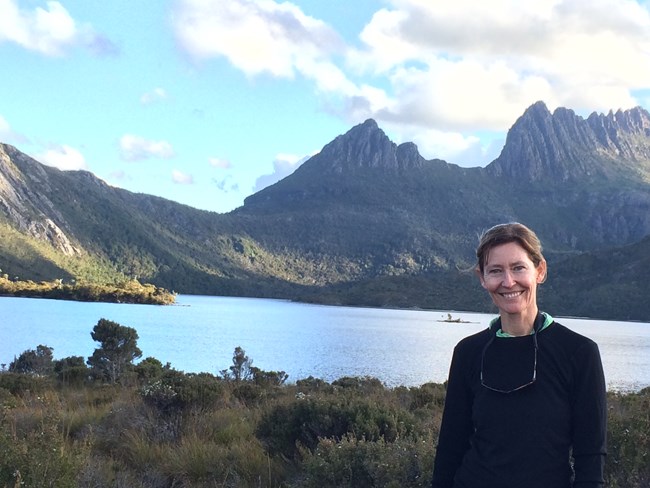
[141,370,225,414]
[0,373,49,396]
[134,356,166,382]
[250,366,289,387]
[0,274,176,305]
[0,320,648,486]
[54,356,89,387]
[5,132,650,321]
[0,366,647,487]
[605,389,650,487]
[297,434,434,488]
[217,347,289,407]
[0,388,17,409]
[221,346,254,382]
[0,393,86,488]
[9,344,54,375]
[256,394,415,459]
[87,319,143,383]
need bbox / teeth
[502,291,523,298]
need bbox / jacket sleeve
[431,344,474,488]
[571,340,607,487]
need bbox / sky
[2,0,650,214]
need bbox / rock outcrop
[0,143,80,255]
[302,119,426,174]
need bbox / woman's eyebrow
[487,260,527,268]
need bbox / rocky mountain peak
[301,119,425,174]
[487,101,650,182]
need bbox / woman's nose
[502,271,515,287]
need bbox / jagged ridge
[488,101,650,182]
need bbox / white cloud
[36,144,87,171]
[0,0,115,56]
[253,153,311,192]
[352,0,650,132]
[172,0,650,167]
[140,87,168,105]
[172,169,193,184]
[391,126,505,166]
[119,134,175,161]
[171,0,360,96]
[209,157,231,169]
[381,60,554,132]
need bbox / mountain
[2,101,650,320]
[489,101,650,183]
[0,143,304,296]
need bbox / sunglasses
[480,328,538,394]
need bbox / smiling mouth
[500,291,524,299]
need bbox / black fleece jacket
[431,315,607,488]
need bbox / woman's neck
[500,307,539,336]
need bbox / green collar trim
[492,312,553,338]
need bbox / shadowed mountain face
[2,102,650,320]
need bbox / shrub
[9,345,54,375]
[0,392,87,488]
[0,373,49,396]
[54,356,89,386]
[0,387,17,409]
[296,434,434,488]
[332,376,385,393]
[141,370,225,413]
[295,376,333,393]
[134,357,166,383]
[605,390,650,487]
[257,396,415,458]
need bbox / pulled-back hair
[476,222,545,276]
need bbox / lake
[2,294,650,392]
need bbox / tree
[251,366,289,386]
[87,319,142,383]
[9,345,54,376]
[134,356,167,382]
[221,346,253,382]
[54,356,88,386]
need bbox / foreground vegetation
[0,275,175,305]
[1,321,649,487]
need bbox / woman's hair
[476,222,545,276]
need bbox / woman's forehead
[484,241,531,264]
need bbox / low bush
[296,434,434,488]
[257,395,415,458]
[0,366,648,487]
[605,389,650,487]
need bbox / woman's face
[479,241,546,319]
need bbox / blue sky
[2,0,650,213]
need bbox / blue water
[2,295,649,391]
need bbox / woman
[431,223,606,488]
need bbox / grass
[0,370,648,487]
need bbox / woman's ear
[475,266,487,289]
[536,260,547,284]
